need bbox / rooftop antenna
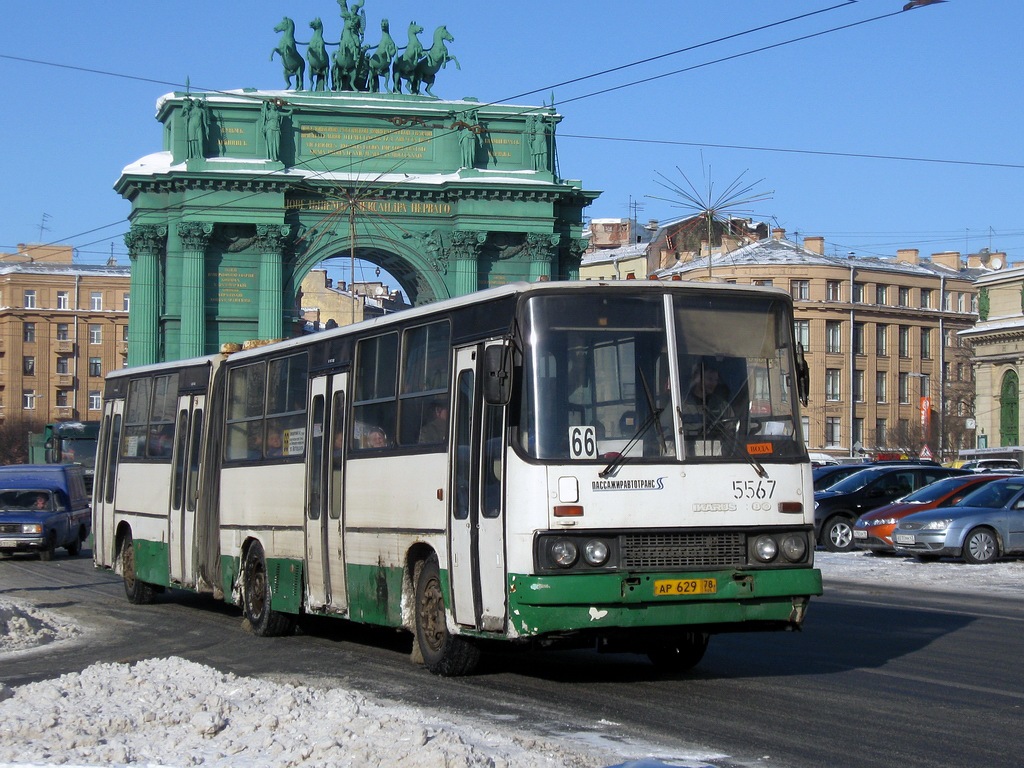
[38,213,51,241]
[106,242,118,267]
[628,196,645,243]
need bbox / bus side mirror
[795,343,810,407]
[44,438,59,464]
[483,344,512,405]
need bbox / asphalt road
[3,549,1022,768]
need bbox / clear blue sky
[2,0,1021,280]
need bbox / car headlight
[21,524,42,534]
[923,519,952,531]
[873,517,896,527]
[583,539,609,566]
[753,535,778,562]
[780,534,808,563]
[550,539,578,568]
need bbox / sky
[3,550,1023,767]
[2,0,1023,286]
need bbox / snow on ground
[2,552,1022,768]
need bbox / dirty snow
[2,552,1022,768]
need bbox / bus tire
[414,555,480,677]
[647,631,709,672]
[242,541,294,637]
[122,533,155,605]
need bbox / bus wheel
[242,541,294,637]
[647,631,709,672]
[414,555,480,677]
[121,533,155,605]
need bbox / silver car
[891,477,1024,564]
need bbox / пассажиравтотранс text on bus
[92,280,821,676]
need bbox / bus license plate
[895,534,916,544]
[654,578,717,596]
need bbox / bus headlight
[550,539,578,568]
[753,535,778,562]
[583,539,609,566]
[780,534,808,563]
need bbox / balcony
[55,340,74,354]
[54,406,74,420]
[56,374,74,388]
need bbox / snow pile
[815,550,1024,594]
[0,600,79,654]
[0,655,641,768]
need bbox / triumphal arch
[116,4,598,364]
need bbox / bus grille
[621,532,746,569]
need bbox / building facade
[656,231,991,461]
[0,245,130,423]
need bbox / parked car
[0,464,91,560]
[853,473,1012,554]
[814,464,969,552]
[960,458,1022,473]
[813,463,869,492]
[892,477,1024,564]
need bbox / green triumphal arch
[116,9,598,365]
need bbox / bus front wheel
[121,533,155,605]
[647,631,709,672]
[414,555,480,677]
[241,541,294,637]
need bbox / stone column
[448,231,486,296]
[124,224,167,366]
[525,233,560,282]
[563,237,588,281]
[177,221,214,358]
[256,224,290,341]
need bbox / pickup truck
[0,465,91,560]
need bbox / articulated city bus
[93,280,821,675]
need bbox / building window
[89,357,102,377]
[921,328,931,359]
[825,369,842,401]
[943,291,952,311]
[22,390,36,410]
[898,325,910,358]
[853,417,864,447]
[56,356,70,375]
[56,390,69,407]
[122,293,130,312]
[23,322,35,343]
[791,280,809,301]
[826,281,842,301]
[88,390,101,411]
[56,323,69,341]
[794,320,810,350]
[898,286,910,307]
[23,290,36,309]
[57,291,69,310]
[899,373,911,404]
[876,324,888,356]
[920,374,931,398]
[875,285,888,305]
[90,291,103,311]
[852,282,864,303]
[89,324,101,344]
[801,416,810,447]
[853,370,864,402]
[957,292,966,313]
[753,279,773,287]
[853,323,865,355]
[22,356,35,376]
[875,418,887,446]
[921,288,932,309]
[876,372,888,403]
[826,321,842,354]
[825,417,841,448]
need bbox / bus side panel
[113,462,173,585]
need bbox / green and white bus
[93,280,822,675]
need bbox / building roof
[0,262,130,278]
[580,242,647,267]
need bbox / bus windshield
[518,290,805,463]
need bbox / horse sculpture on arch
[415,25,460,98]
[307,18,330,91]
[366,18,397,93]
[270,17,305,90]
[391,21,424,94]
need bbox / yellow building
[657,230,995,461]
[0,244,130,422]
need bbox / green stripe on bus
[219,555,304,615]
[132,538,170,588]
[345,561,406,626]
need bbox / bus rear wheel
[121,533,155,605]
[414,555,480,677]
[242,541,294,637]
[647,631,710,672]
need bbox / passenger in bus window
[332,430,345,461]
[149,425,174,458]
[266,430,283,457]
[681,356,735,441]
[365,426,389,449]
[418,400,449,443]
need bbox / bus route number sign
[569,426,598,459]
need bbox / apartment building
[0,245,130,422]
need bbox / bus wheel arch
[240,538,295,637]
[413,552,480,676]
[118,526,156,605]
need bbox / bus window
[352,334,398,450]
[399,321,450,445]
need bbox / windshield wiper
[599,406,664,479]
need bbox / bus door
[305,373,348,613]
[168,394,204,585]
[93,399,124,569]
[450,344,508,632]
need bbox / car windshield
[956,479,1024,509]
[900,475,973,504]
[824,466,889,493]
[0,490,53,511]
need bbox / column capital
[256,224,292,253]
[124,224,167,259]
[177,221,215,250]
